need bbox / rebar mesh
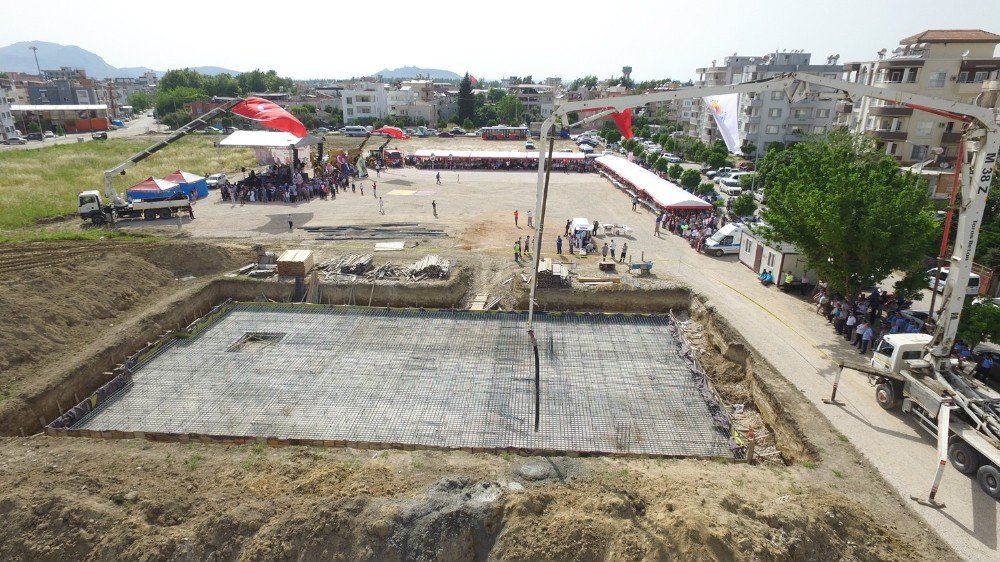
[74,304,733,458]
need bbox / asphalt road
[0,114,160,151]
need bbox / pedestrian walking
[352,182,356,193]
[565,219,571,235]
[514,239,521,263]
[556,235,563,254]
[373,182,377,198]
[432,199,438,217]
[601,242,609,259]
[610,239,616,260]
[436,172,441,185]
[514,210,519,227]
[632,196,638,211]
[287,214,293,231]
[619,242,628,263]
[654,217,660,237]
[360,184,364,196]
[527,209,533,228]
[592,220,599,236]
[378,197,385,215]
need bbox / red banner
[372,126,410,139]
[230,97,307,138]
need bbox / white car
[206,173,228,189]
[525,140,535,150]
[720,177,743,196]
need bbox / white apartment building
[738,52,841,156]
[691,56,756,143]
[838,29,1000,166]
[341,81,388,123]
[0,77,16,140]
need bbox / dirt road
[130,162,1000,560]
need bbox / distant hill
[0,40,239,79]
[373,66,461,80]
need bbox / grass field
[0,137,256,230]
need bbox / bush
[732,192,757,217]
[697,182,715,196]
[668,163,683,179]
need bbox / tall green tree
[126,91,152,113]
[155,86,207,116]
[457,73,475,122]
[759,131,936,296]
[495,95,524,124]
[667,163,683,180]
[957,300,1000,347]
[159,68,204,92]
[731,193,757,217]
[680,168,701,189]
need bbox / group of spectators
[814,287,921,355]
[653,210,720,253]
[413,157,595,172]
[219,162,369,205]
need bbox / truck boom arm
[102,100,242,201]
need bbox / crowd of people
[413,156,595,172]
[813,286,924,355]
[218,161,373,206]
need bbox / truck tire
[875,382,901,410]
[158,209,172,219]
[948,440,982,474]
[90,214,106,226]
[977,464,1000,499]
[143,210,156,220]
[714,249,724,257]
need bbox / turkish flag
[372,126,410,139]
[611,108,633,140]
[470,75,478,84]
[230,97,307,138]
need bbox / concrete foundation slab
[74,304,733,457]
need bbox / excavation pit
[63,303,735,458]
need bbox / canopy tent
[595,156,712,210]
[162,170,208,200]
[126,177,183,201]
[412,149,587,160]
[218,130,321,149]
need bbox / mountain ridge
[0,41,239,79]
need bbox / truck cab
[78,190,108,225]
[871,333,932,375]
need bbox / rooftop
[899,29,1000,44]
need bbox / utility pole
[29,46,41,76]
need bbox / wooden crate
[276,249,314,277]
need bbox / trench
[10,275,813,464]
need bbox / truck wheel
[977,464,1000,499]
[875,382,900,410]
[158,209,172,219]
[90,214,106,226]
[714,249,724,257]
[948,440,982,474]
[143,210,156,220]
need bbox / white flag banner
[704,94,742,154]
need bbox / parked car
[224,126,239,134]
[719,178,743,196]
[26,132,44,141]
[707,166,732,179]
[525,140,535,150]
[437,132,453,138]
[753,189,767,204]
[2,136,27,145]
[927,267,981,296]
[449,127,466,135]
[206,173,227,189]
[43,131,55,139]
[91,131,108,140]
[664,155,682,163]
[202,126,223,134]
[314,127,330,134]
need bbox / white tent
[218,130,320,148]
[595,156,712,210]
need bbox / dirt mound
[0,439,951,562]
[128,241,250,277]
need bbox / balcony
[873,130,907,141]
[835,101,854,113]
[869,106,913,117]
[941,132,962,143]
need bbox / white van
[928,267,981,296]
[702,223,749,256]
[343,125,368,137]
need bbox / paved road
[0,114,161,152]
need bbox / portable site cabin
[738,228,816,286]
[162,170,209,200]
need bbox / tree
[161,110,193,130]
[569,75,599,90]
[706,151,728,169]
[738,174,757,189]
[697,182,715,196]
[957,300,1000,347]
[487,88,505,102]
[604,130,622,144]
[495,95,523,124]
[457,73,475,122]
[159,68,204,92]
[155,86,206,116]
[653,157,670,173]
[203,73,239,97]
[731,193,757,217]
[127,91,152,113]
[462,117,474,130]
[758,130,937,296]
[668,163,683,180]
[681,168,701,190]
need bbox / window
[767,253,775,267]
[816,109,830,118]
[768,108,782,118]
[975,71,988,83]
[790,127,804,135]
[889,70,904,83]
[958,71,970,83]
[812,125,827,134]
[911,145,929,160]
[793,108,810,118]
[770,91,784,101]
[346,97,352,104]
[765,125,779,134]
[745,239,752,252]
[915,121,933,137]
[928,71,946,87]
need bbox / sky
[3,0,1000,81]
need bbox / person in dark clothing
[565,219,571,235]
[556,235,563,254]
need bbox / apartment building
[0,77,16,140]
[690,56,756,143]
[340,81,388,123]
[508,84,555,118]
[838,29,1000,166]
[738,52,841,156]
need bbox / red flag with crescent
[230,97,307,138]
[372,126,410,139]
